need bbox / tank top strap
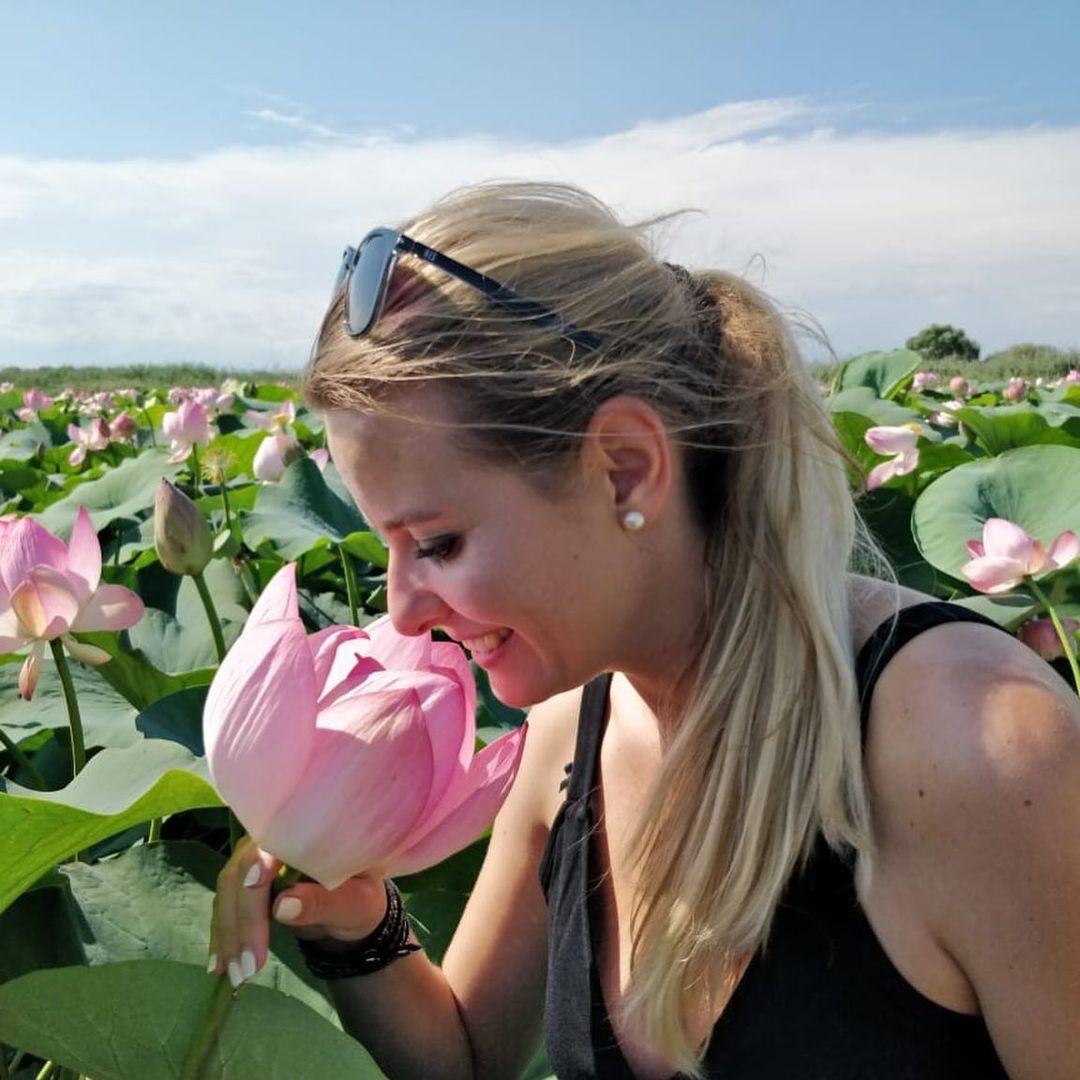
[564,672,614,801]
[854,601,1011,738]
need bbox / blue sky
[2,1,1078,369]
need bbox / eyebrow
[380,509,445,534]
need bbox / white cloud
[0,99,1077,370]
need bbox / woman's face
[324,392,647,708]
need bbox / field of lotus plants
[0,349,1077,1079]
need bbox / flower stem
[141,408,157,447]
[339,544,360,626]
[147,817,162,844]
[189,445,202,498]
[219,481,234,538]
[180,971,235,1080]
[49,640,85,778]
[192,570,227,663]
[1027,578,1080,695]
[0,725,48,790]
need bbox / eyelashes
[415,535,459,561]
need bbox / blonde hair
[306,182,884,1074]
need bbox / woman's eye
[415,535,459,561]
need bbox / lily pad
[911,445,1080,579]
[0,739,222,915]
[0,960,382,1079]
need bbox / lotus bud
[1019,617,1080,661]
[110,412,137,441]
[154,478,213,576]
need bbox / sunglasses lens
[346,231,396,336]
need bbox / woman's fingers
[210,838,391,987]
[272,875,388,941]
[210,837,281,987]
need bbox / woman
[209,182,1080,1078]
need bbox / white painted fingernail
[241,949,257,980]
[228,959,244,988]
[242,863,261,888]
[207,953,218,975]
[275,897,302,922]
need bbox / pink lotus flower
[948,376,973,398]
[245,400,296,433]
[1065,369,1080,385]
[0,381,14,393]
[192,387,235,414]
[912,372,938,392]
[162,400,213,463]
[1019,617,1080,661]
[863,424,921,491]
[252,433,299,483]
[15,389,54,422]
[0,508,145,699]
[109,412,138,443]
[252,433,327,482]
[203,564,527,888]
[67,419,111,467]
[961,518,1080,594]
[1002,377,1027,403]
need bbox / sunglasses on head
[329,227,602,351]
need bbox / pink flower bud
[1019,617,1080,661]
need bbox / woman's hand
[208,835,389,987]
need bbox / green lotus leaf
[838,349,922,399]
[0,740,222,915]
[35,451,183,536]
[911,445,1080,579]
[241,457,365,559]
[0,960,381,1079]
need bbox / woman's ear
[580,396,674,521]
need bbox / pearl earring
[621,510,645,531]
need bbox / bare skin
[209,392,1080,1079]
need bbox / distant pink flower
[66,419,111,467]
[203,564,527,887]
[912,372,938,392]
[1002,377,1027,402]
[0,381,13,393]
[0,508,144,699]
[948,376,973,398]
[15,389,54,421]
[929,411,958,428]
[109,412,138,443]
[162,400,213,463]
[192,387,236,414]
[245,400,296,433]
[253,433,327,482]
[1019,617,1080,661]
[962,518,1080,594]
[253,433,298,483]
[863,424,921,491]
[1064,369,1080,385]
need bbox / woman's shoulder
[503,687,585,833]
[855,579,1080,1075]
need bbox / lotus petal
[262,689,435,888]
[388,725,527,877]
[204,617,319,837]
[10,567,80,639]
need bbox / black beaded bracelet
[296,880,420,980]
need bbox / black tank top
[538,602,1011,1079]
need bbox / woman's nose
[386,556,448,637]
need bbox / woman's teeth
[462,629,511,654]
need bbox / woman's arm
[211,688,579,1080]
